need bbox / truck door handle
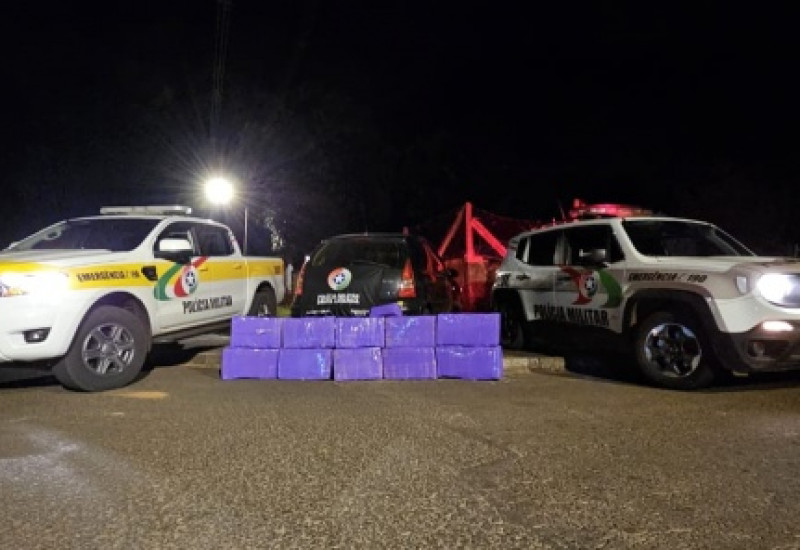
[556,275,572,282]
[515,274,530,281]
[233,263,243,270]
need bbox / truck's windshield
[9,218,160,252]
[622,219,754,257]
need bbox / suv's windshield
[9,218,160,252]
[622,220,754,257]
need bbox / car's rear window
[311,238,408,268]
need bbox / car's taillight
[294,262,307,296]
[398,259,416,298]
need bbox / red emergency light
[568,198,653,220]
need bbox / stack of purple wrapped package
[278,317,336,380]
[383,315,437,380]
[333,317,385,381]
[221,316,283,380]
[220,308,502,382]
[435,313,503,380]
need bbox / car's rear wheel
[53,306,150,392]
[633,311,716,390]
[248,287,277,316]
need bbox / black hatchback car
[291,233,461,316]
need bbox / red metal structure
[429,199,650,311]
[437,202,507,261]
[434,202,533,311]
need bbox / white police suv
[491,202,800,389]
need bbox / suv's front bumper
[718,321,800,372]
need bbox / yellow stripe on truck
[69,264,155,288]
[195,259,283,281]
[0,262,154,289]
[247,259,284,277]
[0,258,283,289]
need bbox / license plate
[316,293,360,305]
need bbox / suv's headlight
[756,273,800,307]
[0,271,69,297]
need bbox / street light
[204,176,249,254]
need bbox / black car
[291,233,461,316]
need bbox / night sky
[3,2,800,258]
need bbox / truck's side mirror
[155,237,194,264]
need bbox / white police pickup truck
[0,206,285,391]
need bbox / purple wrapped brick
[436,346,503,380]
[369,303,403,317]
[385,315,436,348]
[282,317,336,349]
[336,317,385,348]
[436,313,501,347]
[221,347,279,380]
[278,349,333,380]
[230,316,283,349]
[333,347,383,381]
[382,347,437,380]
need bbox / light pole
[204,176,249,254]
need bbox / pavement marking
[110,390,169,400]
[188,364,222,370]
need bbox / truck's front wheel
[53,306,150,392]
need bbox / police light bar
[568,199,652,220]
[100,205,193,216]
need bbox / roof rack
[99,205,193,216]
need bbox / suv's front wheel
[53,306,150,392]
[633,311,716,390]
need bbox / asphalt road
[2,346,800,549]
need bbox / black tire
[496,298,526,350]
[633,311,717,390]
[248,287,277,316]
[53,305,150,392]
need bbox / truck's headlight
[0,271,70,297]
[756,274,800,307]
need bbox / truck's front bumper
[0,295,86,363]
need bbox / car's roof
[323,232,421,242]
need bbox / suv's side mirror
[579,248,608,266]
[156,237,194,264]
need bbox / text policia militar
[533,304,610,327]
[183,295,233,314]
